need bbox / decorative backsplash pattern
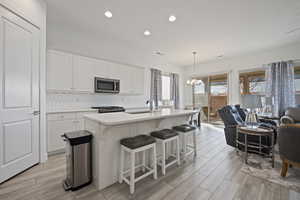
[46,93,148,111]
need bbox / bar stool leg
[162,141,166,175]
[171,140,174,160]
[182,134,187,161]
[153,145,157,179]
[193,131,197,157]
[130,151,135,194]
[142,150,146,172]
[176,137,181,166]
[166,142,171,160]
[119,146,124,183]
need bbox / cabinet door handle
[32,111,40,115]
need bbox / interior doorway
[193,73,228,124]
[0,7,40,183]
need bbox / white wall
[0,0,47,162]
[183,42,300,106]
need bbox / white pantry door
[0,7,40,183]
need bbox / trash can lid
[63,130,92,145]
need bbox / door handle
[32,111,40,115]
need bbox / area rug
[241,154,300,192]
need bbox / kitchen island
[83,109,198,190]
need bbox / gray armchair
[278,107,300,177]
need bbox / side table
[236,126,275,167]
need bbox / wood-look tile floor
[1,124,300,200]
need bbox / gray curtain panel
[265,61,295,117]
[170,73,180,109]
[150,68,162,110]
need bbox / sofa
[278,107,300,177]
[218,105,277,152]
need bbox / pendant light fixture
[186,52,203,85]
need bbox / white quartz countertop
[46,108,96,114]
[46,106,150,114]
[84,109,199,126]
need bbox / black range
[91,106,125,113]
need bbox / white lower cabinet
[47,111,96,154]
[47,119,76,153]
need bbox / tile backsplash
[46,93,149,111]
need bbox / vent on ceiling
[154,51,165,56]
[286,27,300,34]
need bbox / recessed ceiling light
[169,15,176,22]
[104,10,112,18]
[144,30,151,36]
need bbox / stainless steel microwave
[94,77,120,93]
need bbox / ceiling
[46,0,300,68]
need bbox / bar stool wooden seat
[173,124,197,160]
[150,129,180,175]
[119,135,157,194]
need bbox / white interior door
[0,7,40,183]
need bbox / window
[295,75,300,92]
[194,82,205,94]
[240,77,245,94]
[239,71,265,95]
[295,66,300,93]
[162,75,171,100]
[209,75,228,96]
[210,81,227,95]
[248,76,265,94]
[239,70,265,110]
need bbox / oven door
[94,77,120,93]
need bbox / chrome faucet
[146,100,153,112]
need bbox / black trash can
[62,130,92,191]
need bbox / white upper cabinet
[47,50,73,91]
[46,50,144,95]
[118,65,133,94]
[73,55,96,93]
[114,64,145,95]
[133,67,145,94]
[94,59,110,78]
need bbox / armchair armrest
[278,123,300,163]
[280,116,295,124]
[280,123,300,128]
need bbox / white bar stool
[119,135,157,194]
[150,129,180,175]
[173,124,197,160]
